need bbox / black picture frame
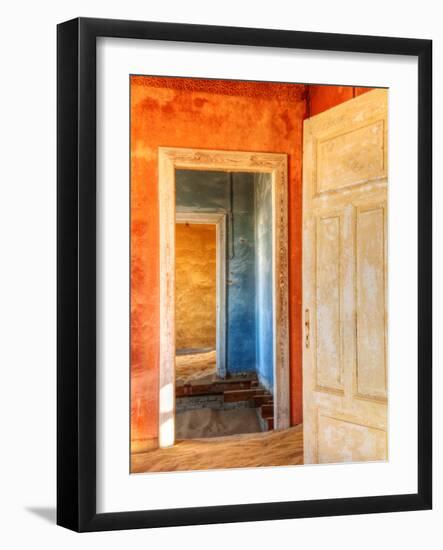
[57,17,432,532]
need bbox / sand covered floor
[175,349,217,384]
[176,407,262,439]
[131,425,303,473]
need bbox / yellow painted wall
[175,223,216,349]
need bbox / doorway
[158,147,290,448]
[175,212,227,381]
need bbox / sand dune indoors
[175,350,217,384]
[131,425,303,473]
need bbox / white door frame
[158,146,289,448]
[175,211,227,379]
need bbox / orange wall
[175,223,216,350]
[308,85,374,116]
[131,77,306,451]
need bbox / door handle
[305,309,310,349]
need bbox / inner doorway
[174,172,272,440]
[175,212,227,382]
[158,147,290,448]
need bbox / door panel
[303,89,388,464]
[315,213,343,392]
[355,204,387,401]
[317,414,387,464]
[316,118,386,193]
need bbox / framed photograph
[57,17,432,531]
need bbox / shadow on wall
[25,507,56,524]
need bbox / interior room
[174,169,274,439]
[130,76,387,472]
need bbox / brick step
[263,417,274,430]
[260,403,274,416]
[251,393,273,407]
[176,378,257,398]
[223,388,264,403]
[226,373,258,382]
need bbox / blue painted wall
[176,170,256,375]
[254,174,274,391]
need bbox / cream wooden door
[303,89,388,464]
